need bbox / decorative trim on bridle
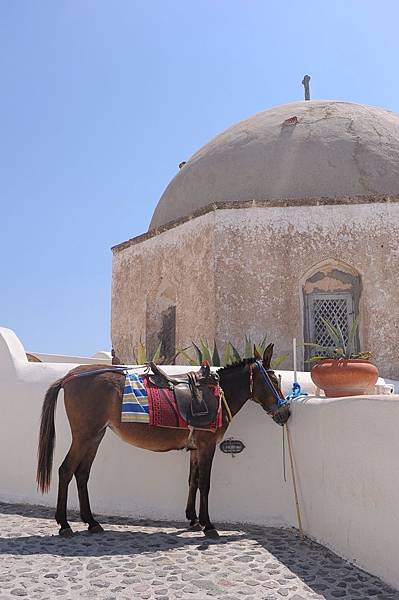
[251,360,290,414]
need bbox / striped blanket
[121,371,149,423]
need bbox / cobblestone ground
[0,503,397,600]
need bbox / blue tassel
[284,382,308,402]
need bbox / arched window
[301,260,361,367]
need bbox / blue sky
[1,1,398,356]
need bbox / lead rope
[280,375,287,483]
[282,425,286,482]
[285,423,304,541]
[255,362,303,539]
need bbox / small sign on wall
[219,437,245,457]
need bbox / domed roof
[149,100,399,230]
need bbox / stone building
[111,100,399,378]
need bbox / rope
[220,389,233,422]
[61,366,127,387]
[285,423,304,541]
[282,426,286,482]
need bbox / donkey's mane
[217,357,255,374]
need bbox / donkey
[37,344,289,538]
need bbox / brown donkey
[37,344,289,538]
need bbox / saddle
[148,362,220,428]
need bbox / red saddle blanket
[144,377,222,431]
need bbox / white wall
[1,327,399,590]
[26,351,112,364]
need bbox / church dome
[149,100,399,230]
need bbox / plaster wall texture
[112,213,216,364]
[150,101,399,229]
[213,203,399,379]
[112,201,399,378]
[1,327,399,590]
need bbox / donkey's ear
[253,344,262,360]
[263,343,274,368]
[201,361,211,377]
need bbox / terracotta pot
[311,359,379,398]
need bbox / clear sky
[1,0,398,356]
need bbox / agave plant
[131,340,189,365]
[178,335,289,369]
[305,316,372,363]
[132,340,163,365]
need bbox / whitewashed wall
[27,350,112,364]
[1,327,399,590]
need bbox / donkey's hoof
[59,526,74,538]
[204,528,220,539]
[189,520,202,531]
[88,523,104,534]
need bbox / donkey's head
[250,344,290,426]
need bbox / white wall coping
[27,351,112,365]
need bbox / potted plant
[307,317,378,398]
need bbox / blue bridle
[255,360,308,413]
[255,360,289,412]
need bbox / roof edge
[112,194,399,253]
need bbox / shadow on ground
[0,501,398,600]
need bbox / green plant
[132,340,189,365]
[178,335,289,369]
[305,316,372,363]
[132,340,163,364]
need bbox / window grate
[313,298,350,349]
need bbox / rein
[61,367,127,387]
[61,366,235,424]
[60,362,291,425]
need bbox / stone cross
[302,74,311,100]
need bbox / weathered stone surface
[149,102,399,229]
[112,196,399,379]
[0,501,397,600]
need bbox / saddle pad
[145,378,223,432]
[121,371,150,423]
[147,383,187,429]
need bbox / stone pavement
[0,503,397,600]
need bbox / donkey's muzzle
[272,405,290,426]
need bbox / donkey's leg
[185,449,200,528]
[75,430,106,533]
[197,437,218,538]
[55,440,88,536]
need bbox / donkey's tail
[37,378,63,494]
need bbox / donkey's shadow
[0,528,239,557]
